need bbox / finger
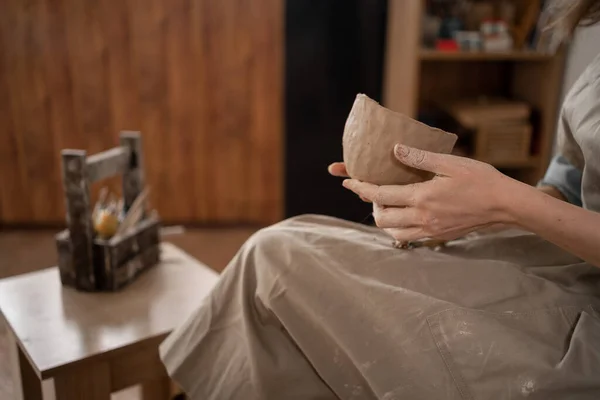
[384,227,427,243]
[435,223,496,241]
[373,206,422,229]
[328,162,348,177]
[394,144,455,176]
[342,179,416,207]
[373,203,385,212]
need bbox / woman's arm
[341,145,600,267]
[503,180,600,267]
[538,185,567,201]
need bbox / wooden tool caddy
[56,131,161,291]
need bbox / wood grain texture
[0,0,283,225]
[419,62,512,109]
[110,341,168,392]
[5,324,44,400]
[86,146,130,184]
[18,345,43,400]
[0,26,29,223]
[53,361,112,400]
[383,0,423,116]
[61,150,95,291]
[140,377,171,400]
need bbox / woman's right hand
[331,159,512,237]
[329,162,384,204]
[328,162,348,177]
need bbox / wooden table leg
[141,376,171,400]
[53,362,111,400]
[6,327,43,400]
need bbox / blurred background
[2,2,600,397]
[1,0,599,230]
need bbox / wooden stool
[0,243,218,399]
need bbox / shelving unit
[382,0,568,185]
[419,49,554,61]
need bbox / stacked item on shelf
[440,97,533,165]
[422,0,541,52]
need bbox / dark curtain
[285,0,388,222]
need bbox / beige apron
[159,55,600,400]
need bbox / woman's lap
[160,215,600,399]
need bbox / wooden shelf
[383,1,567,185]
[420,49,553,62]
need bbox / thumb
[328,162,348,177]
[394,144,451,175]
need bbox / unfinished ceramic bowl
[343,94,458,185]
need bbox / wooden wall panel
[0,0,283,225]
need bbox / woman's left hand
[342,144,519,242]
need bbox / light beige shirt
[556,52,600,211]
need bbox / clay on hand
[343,94,458,185]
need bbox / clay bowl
[343,94,458,185]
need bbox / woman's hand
[342,144,519,242]
[330,145,600,267]
[328,162,348,177]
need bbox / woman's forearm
[502,180,600,267]
[537,185,567,201]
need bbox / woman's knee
[240,222,308,279]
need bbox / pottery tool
[159,225,186,237]
[115,188,149,236]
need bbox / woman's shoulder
[562,52,600,119]
[557,52,600,172]
[575,52,600,90]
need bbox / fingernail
[342,179,350,187]
[327,164,333,173]
[394,144,409,157]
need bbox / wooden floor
[0,227,257,399]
